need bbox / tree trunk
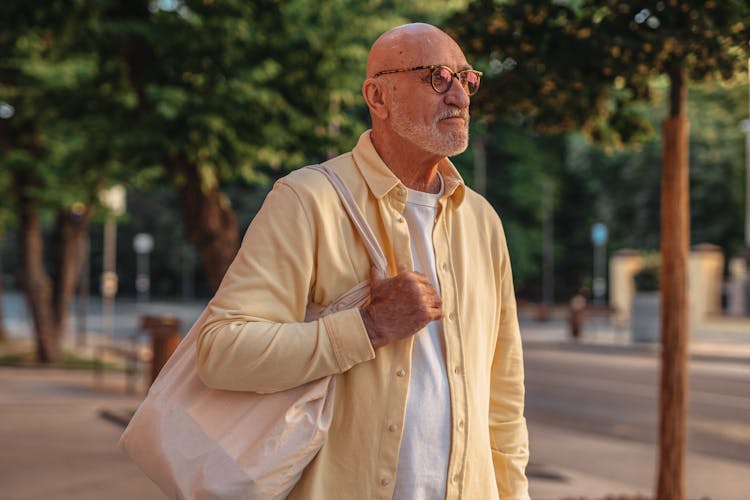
[18,199,59,363]
[52,208,92,343]
[14,169,92,363]
[166,152,239,292]
[656,65,690,500]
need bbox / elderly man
[197,23,529,500]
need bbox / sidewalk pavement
[1,308,748,499]
[519,309,750,364]
[0,367,163,500]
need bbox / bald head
[366,23,466,78]
[362,23,472,169]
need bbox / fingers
[362,265,444,349]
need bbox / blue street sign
[591,223,608,246]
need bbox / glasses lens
[431,67,453,93]
[461,71,480,96]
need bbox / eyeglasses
[373,65,483,96]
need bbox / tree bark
[166,152,239,292]
[656,65,689,500]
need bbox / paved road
[524,344,750,464]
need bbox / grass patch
[0,352,30,365]
[0,344,124,372]
[61,351,120,370]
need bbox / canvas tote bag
[118,165,387,500]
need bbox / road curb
[522,340,750,365]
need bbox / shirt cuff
[322,307,376,372]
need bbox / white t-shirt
[392,174,451,500]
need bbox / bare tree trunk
[656,65,689,500]
[166,152,239,291]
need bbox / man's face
[386,45,471,157]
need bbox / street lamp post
[741,118,750,250]
[746,55,750,249]
[737,55,750,315]
[133,233,154,304]
[591,222,609,306]
[540,179,555,320]
[99,186,126,356]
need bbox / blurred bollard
[727,255,748,316]
[569,292,587,340]
[140,315,182,384]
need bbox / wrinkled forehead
[367,26,469,76]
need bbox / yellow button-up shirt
[197,131,529,499]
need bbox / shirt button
[441,262,448,271]
[448,312,456,321]
[381,477,391,486]
[458,420,465,430]
[388,423,398,432]
[453,366,462,375]
[398,263,407,272]
[453,474,460,484]
[396,369,406,377]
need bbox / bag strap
[308,164,388,273]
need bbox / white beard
[390,101,469,157]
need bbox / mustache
[436,109,469,121]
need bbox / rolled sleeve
[322,308,375,373]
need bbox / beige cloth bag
[118,165,386,500]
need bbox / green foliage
[94,0,468,193]
[451,75,747,301]
[586,0,750,82]
[687,82,748,257]
[447,0,651,146]
[446,0,749,301]
[2,0,466,215]
[449,0,750,144]
[5,0,746,307]
[1,0,468,297]
[1,0,123,216]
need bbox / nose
[443,76,470,109]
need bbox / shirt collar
[351,130,466,207]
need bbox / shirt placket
[435,198,469,499]
[373,185,416,499]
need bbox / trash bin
[140,315,182,384]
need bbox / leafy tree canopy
[449,0,750,146]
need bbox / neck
[371,131,443,193]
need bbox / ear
[362,78,389,121]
